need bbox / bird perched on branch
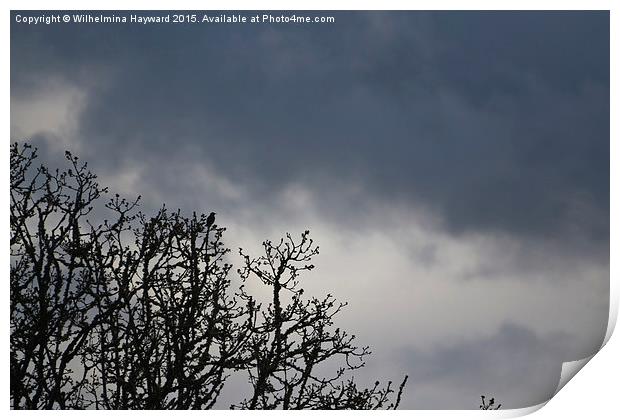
[206,212,216,229]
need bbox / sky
[10,10,609,409]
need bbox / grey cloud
[397,323,591,409]
[10,11,609,248]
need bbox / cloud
[10,11,609,246]
[10,77,87,152]
[394,323,578,409]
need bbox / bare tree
[479,395,501,410]
[234,232,407,409]
[11,144,113,409]
[10,143,406,410]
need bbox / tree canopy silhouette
[10,142,407,410]
[479,395,501,410]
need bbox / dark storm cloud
[400,323,589,409]
[10,11,609,244]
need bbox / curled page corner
[543,300,618,409]
[489,356,595,419]
[494,401,547,418]
[547,299,617,405]
[602,288,618,348]
[554,354,595,396]
[544,283,620,406]
[492,314,616,418]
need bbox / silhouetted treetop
[10,142,407,410]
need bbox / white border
[0,1,617,11]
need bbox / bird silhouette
[206,212,216,229]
